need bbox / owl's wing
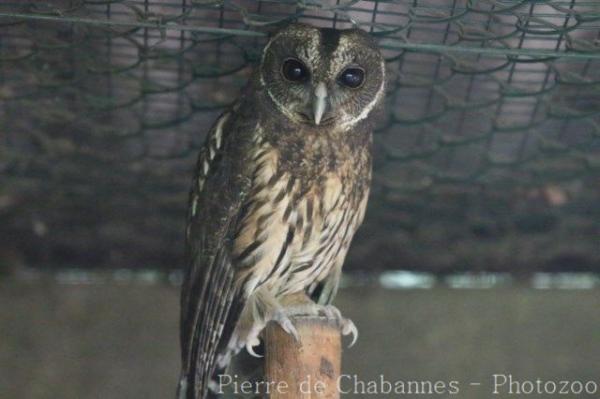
[178,109,256,399]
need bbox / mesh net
[1,0,599,274]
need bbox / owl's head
[258,23,385,129]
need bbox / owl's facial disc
[260,24,384,128]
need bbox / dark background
[1,0,599,275]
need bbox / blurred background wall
[2,281,599,399]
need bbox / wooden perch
[264,316,341,399]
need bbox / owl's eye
[338,67,365,88]
[281,58,310,83]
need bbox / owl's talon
[274,311,300,342]
[320,305,358,347]
[341,318,358,347]
[245,337,263,358]
[246,344,262,358]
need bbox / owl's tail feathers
[178,243,247,398]
[178,363,224,398]
[176,372,222,399]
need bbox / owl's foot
[273,303,358,347]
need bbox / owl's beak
[313,82,328,125]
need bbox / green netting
[1,0,599,274]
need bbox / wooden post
[264,316,341,399]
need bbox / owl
[178,23,386,399]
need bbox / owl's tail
[178,237,248,399]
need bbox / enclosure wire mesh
[0,0,599,274]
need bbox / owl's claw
[273,310,300,342]
[342,318,358,347]
[246,344,262,358]
[320,305,358,347]
[245,335,263,358]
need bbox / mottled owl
[178,23,386,399]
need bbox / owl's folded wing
[178,110,255,399]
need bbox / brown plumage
[178,23,385,399]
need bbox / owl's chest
[268,123,370,181]
[233,140,370,295]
